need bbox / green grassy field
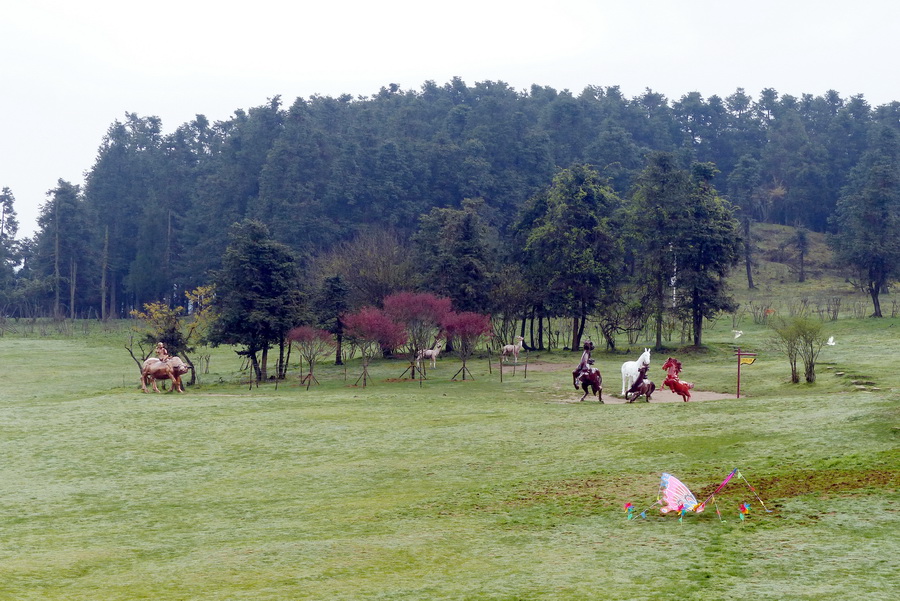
[0,308,897,600]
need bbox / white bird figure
[732,330,743,339]
[826,336,835,346]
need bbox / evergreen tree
[829,126,900,317]
[83,113,167,317]
[727,155,763,289]
[629,152,693,348]
[208,220,306,381]
[0,187,19,308]
[259,98,339,257]
[761,108,829,230]
[521,164,623,349]
[316,274,350,365]
[31,180,96,318]
[50,77,900,323]
[413,198,496,313]
[678,163,741,346]
[181,99,285,286]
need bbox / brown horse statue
[626,364,655,402]
[141,356,190,393]
[579,362,603,402]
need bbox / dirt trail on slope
[522,361,735,404]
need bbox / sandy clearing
[550,387,735,405]
[520,361,735,404]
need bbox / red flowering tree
[442,311,493,380]
[287,326,335,389]
[343,307,407,386]
[383,291,452,377]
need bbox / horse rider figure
[573,340,595,389]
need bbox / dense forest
[2,78,900,340]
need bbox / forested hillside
[2,78,900,330]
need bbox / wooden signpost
[735,348,757,398]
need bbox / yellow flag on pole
[740,356,756,365]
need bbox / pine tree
[521,164,623,350]
[208,220,306,381]
[829,126,900,317]
[0,187,19,306]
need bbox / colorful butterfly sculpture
[659,472,704,514]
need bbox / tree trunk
[277,338,286,379]
[166,209,173,306]
[53,217,61,319]
[279,338,291,379]
[248,350,262,383]
[654,278,664,349]
[600,322,617,351]
[692,300,703,347]
[334,332,344,365]
[743,220,755,290]
[804,358,816,383]
[259,346,268,381]
[576,302,587,349]
[528,305,536,350]
[110,273,118,319]
[101,226,109,320]
[869,283,883,317]
[654,310,663,350]
[182,353,197,386]
[571,316,579,351]
[69,257,77,320]
[537,311,544,350]
[789,355,799,383]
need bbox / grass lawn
[0,315,897,600]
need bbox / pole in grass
[735,347,757,398]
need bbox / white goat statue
[500,335,525,363]
[416,340,444,369]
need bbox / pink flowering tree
[343,307,407,386]
[442,311,493,380]
[383,291,452,376]
[287,326,335,389]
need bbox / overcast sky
[3,0,899,237]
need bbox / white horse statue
[621,348,651,396]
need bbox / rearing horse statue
[621,348,651,396]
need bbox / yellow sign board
[740,356,756,365]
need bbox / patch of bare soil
[529,361,733,404]
[721,469,900,501]
[608,387,732,404]
[497,469,900,514]
[552,386,733,405]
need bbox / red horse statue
[662,356,694,402]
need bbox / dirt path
[551,387,734,405]
[522,361,735,404]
